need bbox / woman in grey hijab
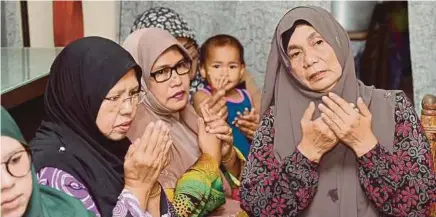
[239,6,434,217]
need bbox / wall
[83,1,120,42]
[119,1,331,87]
[7,0,120,47]
[27,0,54,47]
[408,1,436,111]
[1,1,22,47]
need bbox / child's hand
[202,89,228,120]
[201,104,234,157]
[232,107,260,140]
[216,76,229,91]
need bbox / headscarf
[123,28,242,216]
[123,28,200,189]
[130,6,209,99]
[131,7,196,43]
[261,6,400,217]
[29,37,142,217]
[1,107,94,217]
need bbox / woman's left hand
[318,93,378,157]
[201,105,234,157]
[233,108,260,140]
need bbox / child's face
[201,45,244,91]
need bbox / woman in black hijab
[30,37,174,217]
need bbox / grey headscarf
[262,6,400,217]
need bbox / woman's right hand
[297,102,338,163]
[204,88,228,120]
[123,121,172,200]
[197,117,222,163]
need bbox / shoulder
[259,106,275,127]
[38,167,89,193]
[393,92,413,110]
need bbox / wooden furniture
[348,31,368,41]
[421,94,436,217]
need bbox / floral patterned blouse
[239,92,435,217]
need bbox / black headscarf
[30,36,142,217]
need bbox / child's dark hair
[199,34,245,65]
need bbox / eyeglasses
[1,147,32,178]
[104,90,145,108]
[150,60,192,83]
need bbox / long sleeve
[164,154,226,217]
[37,167,171,217]
[357,93,435,217]
[239,108,320,217]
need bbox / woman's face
[147,46,190,112]
[177,37,199,81]
[286,24,342,92]
[96,69,140,141]
[1,136,33,217]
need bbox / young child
[193,34,258,158]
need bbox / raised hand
[297,102,339,163]
[318,93,377,157]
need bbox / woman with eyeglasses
[1,107,94,217]
[29,37,176,217]
[123,28,246,217]
[131,7,262,140]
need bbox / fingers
[218,106,228,119]
[236,125,254,139]
[208,98,227,115]
[327,92,355,115]
[218,76,228,90]
[140,122,155,152]
[232,117,238,125]
[216,134,233,144]
[197,118,206,134]
[318,103,344,126]
[320,113,341,136]
[204,114,222,124]
[126,139,140,159]
[207,126,231,134]
[301,102,315,123]
[235,119,258,129]
[321,96,348,120]
[201,104,212,122]
[243,107,250,116]
[154,124,169,154]
[206,118,227,129]
[146,121,163,155]
[207,89,226,109]
[357,97,371,117]
[239,108,258,122]
[160,138,173,169]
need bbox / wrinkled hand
[124,121,172,191]
[297,102,339,163]
[201,104,233,158]
[233,107,260,140]
[318,93,377,157]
